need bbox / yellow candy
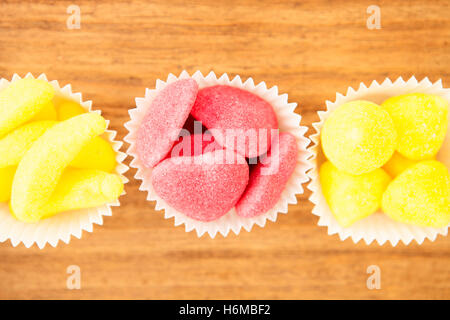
[0,166,16,202]
[41,168,123,219]
[56,99,86,120]
[71,136,117,172]
[382,160,450,227]
[31,101,57,121]
[382,93,448,160]
[0,121,56,168]
[0,79,54,138]
[321,100,397,175]
[320,161,391,227]
[383,152,434,177]
[11,113,107,223]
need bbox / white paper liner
[308,76,450,246]
[0,73,129,249]
[125,70,312,238]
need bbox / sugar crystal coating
[71,136,117,172]
[0,78,54,138]
[0,166,16,202]
[320,161,391,227]
[169,132,221,158]
[321,100,397,175]
[151,149,249,222]
[137,79,198,168]
[382,93,448,160]
[382,160,450,227]
[191,85,278,158]
[383,151,433,177]
[235,132,298,218]
[11,113,107,223]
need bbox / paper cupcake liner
[125,70,312,238]
[0,73,129,249]
[308,76,450,246]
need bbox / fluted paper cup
[308,76,450,246]
[125,70,311,238]
[0,73,128,249]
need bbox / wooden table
[0,0,449,300]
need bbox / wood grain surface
[0,0,449,300]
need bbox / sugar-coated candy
[71,136,117,172]
[11,113,107,223]
[0,166,16,202]
[383,152,433,177]
[0,79,54,138]
[320,161,391,227]
[321,100,397,175]
[382,93,448,160]
[382,160,450,227]
[191,85,278,158]
[41,168,123,219]
[0,121,56,168]
[137,79,198,168]
[56,99,86,120]
[236,132,298,217]
[151,150,249,222]
[31,101,57,121]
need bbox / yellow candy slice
[382,160,450,228]
[382,93,448,160]
[383,152,434,177]
[71,136,117,172]
[321,100,397,175]
[0,166,16,202]
[11,113,107,223]
[41,168,123,219]
[0,78,54,138]
[0,121,56,168]
[31,101,57,121]
[320,161,391,227]
[56,99,86,120]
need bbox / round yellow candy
[382,160,450,227]
[382,93,448,160]
[383,152,433,177]
[321,100,397,175]
[320,161,391,227]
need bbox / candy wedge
[71,136,117,172]
[41,168,123,218]
[0,121,57,168]
[0,166,16,202]
[31,101,58,121]
[11,113,107,223]
[0,78,54,138]
[56,99,86,120]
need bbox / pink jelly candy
[151,150,249,222]
[191,85,278,159]
[169,132,221,158]
[136,79,198,168]
[235,132,298,218]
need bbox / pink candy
[136,79,198,168]
[137,79,298,222]
[236,133,298,218]
[152,150,249,222]
[191,85,278,158]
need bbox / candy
[382,93,448,160]
[236,132,298,217]
[31,102,57,121]
[191,85,278,158]
[0,166,16,202]
[383,152,433,177]
[382,160,450,227]
[151,150,249,222]
[71,137,117,172]
[320,161,391,227]
[41,168,123,219]
[0,121,56,168]
[56,99,86,120]
[0,78,54,138]
[11,113,107,223]
[137,79,198,168]
[321,100,397,175]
